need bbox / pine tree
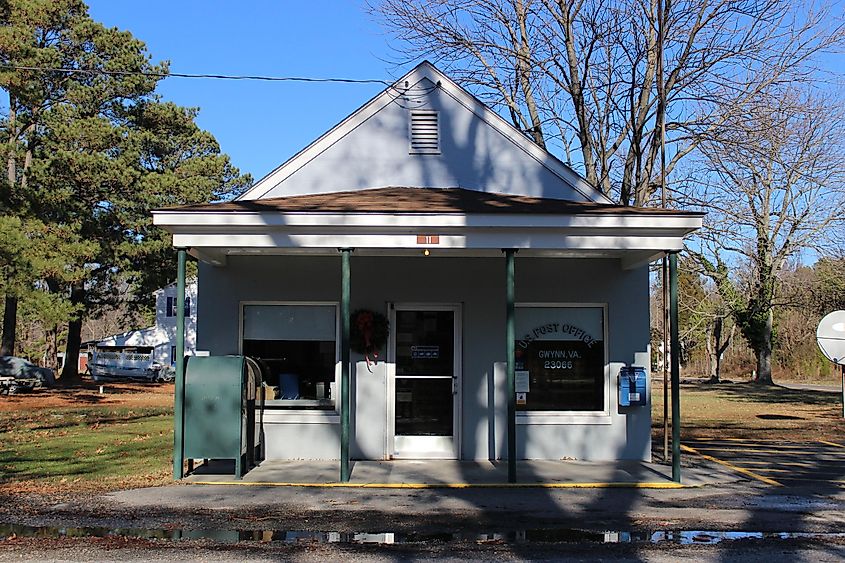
[0,0,250,376]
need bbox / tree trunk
[715,324,734,383]
[706,319,718,382]
[45,325,59,370]
[514,0,545,149]
[712,317,723,382]
[1,296,18,356]
[7,93,17,189]
[555,0,598,191]
[755,309,774,384]
[3,94,19,357]
[60,285,85,384]
[707,316,732,383]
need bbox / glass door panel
[392,308,458,458]
[395,310,454,376]
[395,377,453,436]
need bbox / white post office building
[153,62,701,479]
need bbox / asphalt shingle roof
[161,187,702,216]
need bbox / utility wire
[1,64,394,86]
[1,64,441,110]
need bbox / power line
[1,64,393,86]
[0,64,441,110]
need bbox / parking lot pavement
[682,437,845,487]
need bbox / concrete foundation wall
[197,255,651,462]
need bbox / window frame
[514,302,610,424]
[239,300,341,418]
[165,295,190,318]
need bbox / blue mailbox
[619,366,648,407]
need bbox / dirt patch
[0,380,172,411]
[652,381,845,442]
[0,471,173,499]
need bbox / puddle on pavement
[2,523,844,545]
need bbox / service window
[241,303,337,410]
[514,306,606,412]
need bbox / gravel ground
[4,382,845,560]
[2,535,845,562]
[3,478,845,560]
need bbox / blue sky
[87,1,402,183]
[70,1,845,191]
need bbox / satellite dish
[817,311,845,366]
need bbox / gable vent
[409,110,440,154]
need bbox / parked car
[0,356,56,394]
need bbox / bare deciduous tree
[372,0,844,204]
[687,88,845,385]
[705,311,735,383]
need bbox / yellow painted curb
[748,467,803,474]
[734,461,821,468]
[187,481,689,489]
[819,440,845,449]
[681,444,781,486]
[684,447,826,455]
[689,437,795,443]
[686,441,825,450]
[748,476,845,483]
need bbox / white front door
[389,305,461,459]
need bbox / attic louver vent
[409,110,440,154]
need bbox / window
[514,306,606,412]
[165,296,191,317]
[241,304,337,410]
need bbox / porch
[184,458,736,488]
[153,188,703,484]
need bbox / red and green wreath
[350,309,389,370]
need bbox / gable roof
[237,61,612,204]
[152,278,197,295]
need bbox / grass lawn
[0,386,174,495]
[1,380,843,495]
[652,381,845,443]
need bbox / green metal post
[173,248,187,480]
[669,251,681,483]
[340,248,352,483]
[505,249,516,483]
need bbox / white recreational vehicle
[89,281,197,382]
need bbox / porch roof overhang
[152,188,703,270]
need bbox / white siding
[252,78,590,202]
[198,256,651,462]
[155,282,198,360]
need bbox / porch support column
[669,251,681,482]
[504,249,517,483]
[172,247,187,480]
[340,248,352,483]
